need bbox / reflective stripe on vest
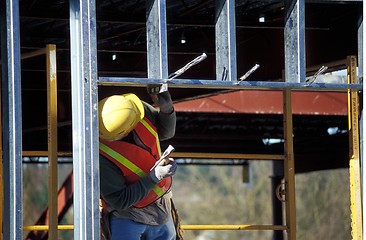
[99,142,165,197]
[134,117,161,157]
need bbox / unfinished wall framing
[0,0,363,240]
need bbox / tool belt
[171,198,185,240]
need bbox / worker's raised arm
[146,83,176,140]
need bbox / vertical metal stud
[70,0,100,239]
[0,0,23,239]
[146,0,168,79]
[215,0,237,81]
[284,0,306,83]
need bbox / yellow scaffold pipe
[181,224,287,231]
[23,225,74,231]
[23,224,287,231]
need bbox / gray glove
[147,83,174,113]
[149,158,177,183]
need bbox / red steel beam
[174,90,347,115]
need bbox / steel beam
[0,0,23,239]
[173,91,349,115]
[69,0,100,239]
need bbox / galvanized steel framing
[147,0,169,79]
[284,0,306,83]
[69,0,100,239]
[215,0,237,81]
[0,0,363,240]
[0,0,23,239]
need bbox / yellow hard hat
[98,93,144,140]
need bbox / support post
[0,0,23,239]
[347,55,362,240]
[284,0,306,83]
[46,44,58,240]
[272,161,284,240]
[69,0,100,239]
[146,0,168,79]
[283,89,296,240]
[215,0,237,81]
[358,10,364,240]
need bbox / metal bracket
[276,182,286,202]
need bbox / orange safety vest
[99,117,172,208]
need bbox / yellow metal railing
[46,44,59,240]
[283,88,296,239]
[181,224,287,231]
[23,225,74,231]
[23,224,287,231]
[347,56,363,240]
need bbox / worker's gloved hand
[149,158,177,183]
[147,83,174,113]
[147,83,168,95]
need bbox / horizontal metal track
[98,77,363,91]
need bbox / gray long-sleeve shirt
[100,101,176,225]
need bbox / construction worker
[98,84,178,240]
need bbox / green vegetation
[172,161,351,240]
[295,168,351,240]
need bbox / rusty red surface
[174,90,348,115]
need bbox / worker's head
[98,93,144,141]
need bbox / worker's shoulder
[142,101,158,116]
[142,100,153,108]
